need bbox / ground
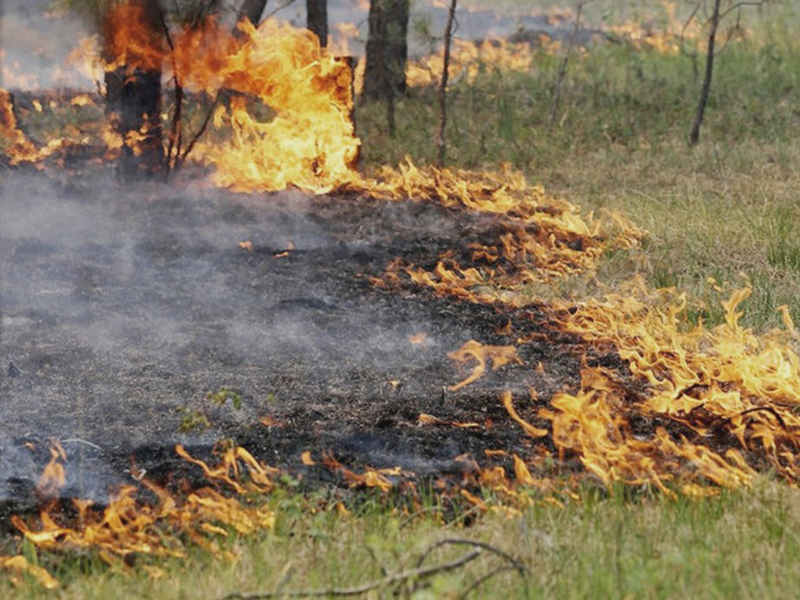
[0,164,606,509]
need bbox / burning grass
[4,0,800,592]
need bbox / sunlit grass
[5,479,800,599]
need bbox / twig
[457,564,520,600]
[61,439,103,451]
[414,538,527,576]
[689,0,722,146]
[547,0,592,136]
[176,94,220,170]
[218,549,482,599]
[436,0,458,167]
[157,7,183,175]
[399,505,446,528]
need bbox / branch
[158,7,183,175]
[414,538,527,576]
[176,94,220,170]
[718,0,770,22]
[218,549,482,599]
[457,564,521,600]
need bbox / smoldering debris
[0,169,571,503]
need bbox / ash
[0,168,578,503]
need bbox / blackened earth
[0,166,618,511]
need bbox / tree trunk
[104,0,165,178]
[690,0,722,147]
[306,0,328,47]
[363,0,410,100]
[237,0,269,26]
[0,0,4,89]
[436,0,457,167]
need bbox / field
[3,0,800,597]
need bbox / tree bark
[306,0,328,47]
[104,0,165,178]
[0,0,4,89]
[237,0,269,26]
[363,0,410,100]
[689,0,722,147]
[436,0,457,167]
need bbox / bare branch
[176,94,220,170]
[719,0,770,22]
[218,549,482,599]
[415,538,527,576]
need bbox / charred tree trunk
[104,0,165,178]
[307,0,328,47]
[363,0,410,101]
[237,0,269,26]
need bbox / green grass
[358,1,800,331]
[6,480,800,599]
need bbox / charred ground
[0,165,625,511]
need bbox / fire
[322,452,402,493]
[4,8,800,583]
[6,444,277,582]
[407,38,538,88]
[448,340,523,391]
[36,440,67,500]
[0,89,64,166]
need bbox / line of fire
[1,0,799,590]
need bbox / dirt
[0,164,618,510]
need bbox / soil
[0,165,611,510]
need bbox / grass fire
[3,0,800,597]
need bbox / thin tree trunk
[548,0,590,136]
[0,0,4,89]
[436,0,457,168]
[363,0,410,100]
[690,0,722,147]
[307,0,328,47]
[237,0,269,26]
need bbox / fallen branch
[219,549,482,599]
[415,538,527,576]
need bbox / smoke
[1,0,96,91]
[0,169,490,501]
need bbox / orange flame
[10,444,277,577]
[448,340,523,391]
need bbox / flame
[0,89,63,166]
[0,555,60,590]
[448,340,523,391]
[4,0,793,512]
[36,440,67,499]
[9,444,277,576]
[407,38,537,88]
[322,452,401,493]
